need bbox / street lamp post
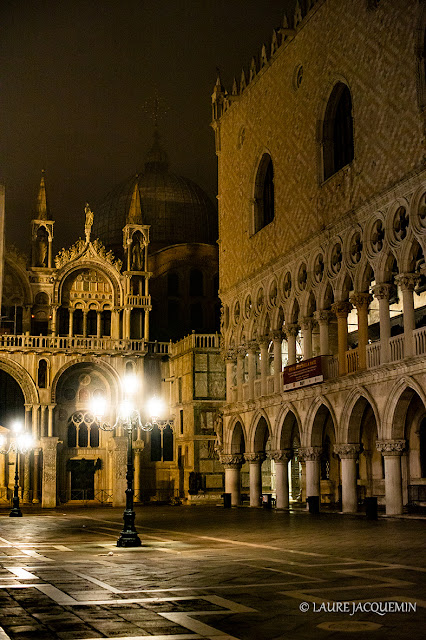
[91,375,173,547]
[0,422,34,517]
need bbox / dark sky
[0,0,293,253]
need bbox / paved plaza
[0,505,424,640]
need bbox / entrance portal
[69,459,95,500]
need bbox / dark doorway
[69,459,95,500]
[0,370,25,427]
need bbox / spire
[144,129,169,172]
[127,179,143,224]
[35,170,48,220]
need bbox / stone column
[395,274,419,358]
[272,332,283,393]
[144,308,150,341]
[285,324,299,365]
[68,309,74,337]
[111,309,120,339]
[225,353,235,403]
[96,311,102,338]
[221,454,244,506]
[314,310,331,355]
[24,405,32,432]
[334,444,360,513]
[123,308,131,340]
[350,293,373,370]
[301,318,313,360]
[376,440,406,515]
[247,343,257,400]
[112,435,127,507]
[332,301,352,375]
[246,453,266,507]
[299,447,322,501]
[23,453,31,503]
[22,306,31,334]
[32,405,40,439]
[40,405,47,438]
[50,305,58,336]
[47,404,55,437]
[82,311,88,338]
[259,340,269,396]
[271,450,292,509]
[41,436,59,508]
[373,283,392,364]
[236,348,245,402]
[32,448,41,503]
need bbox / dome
[93,132,218,255]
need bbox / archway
[310,403,338,504]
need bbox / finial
[127,180,143,224]
[35,170,48,220]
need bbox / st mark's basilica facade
[1,0,426,516]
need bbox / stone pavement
[0,505,424,640]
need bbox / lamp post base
[116,531,142,547]
[9,508,23,517]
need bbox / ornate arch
[304,395,338,447]
[248,409,272,452]
[54,260,123,307]
[340,386,380,444]
[224,414,247,454]
[273,402,302,450]
[0,357,39,405]
[51,356,121,404]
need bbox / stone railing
[390,334,404,361]
[125,295,151,307]
[346,348,359,374]
[0,334,170,355]
[367,342,381,368]
[170,332,221,356]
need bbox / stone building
[0,134,224,508]
[212,0,426,514]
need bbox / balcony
[0,334,170,355]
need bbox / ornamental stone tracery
[376,440,406,455]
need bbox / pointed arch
[305,395,338,447]
[340,386,380,444]
[252,152,275,233]
[322,82,354,180]
[225,415,247,454]
[383,376,426,440]
[273,403,302,450]
[248,409,272,452]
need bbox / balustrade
[0,333,170,355]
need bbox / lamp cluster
[0,421,34,517]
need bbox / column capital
[331,301,352,317]
[258,338,270,349]
[226,349,237,362]
[284,323,299,338]
[300,317,314,330]
[269,449,293,463]
[349,293,373,309]
[298,446,322,461]
[220,453,244,469]
[247,340,259,353]
[376,439,406,455]
[236,346,246,358]
[245,452,266,464]
[372,282,393,300]
[334,443,361,459]
[395,273,420,291]
[314,309,332,325]
[272,330,284,342]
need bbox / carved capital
[314,310,332,325]
[331,301,352,318]
[300,317,314,331]
[272,330,284,342]
[334,443,361,459]
[237,347,247,359]
[226,349,237,362]
[372,282,392,301]
[395,273,420,292]
[298,446,322,461]
[376,439,406,456]
[349,293,373,309]
[220,453,244,469]
[245,452,266,464]
[284,323,299,338]
[269,449,293,463]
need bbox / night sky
[0,0,294,253]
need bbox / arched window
[167,272,179,296]
[189,269,203,296]
[323,83,354,180]
[67,411,100,449]
[254,154,274,233]
[37,359,48,388]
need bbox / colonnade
[221,438,408,515]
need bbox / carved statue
[37,233,48,267]
[131,237,143,271]
[213,411,223,454]
[84,203,94,242]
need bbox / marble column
[225,353,236,403]
[236,348,245,402]
[271,450,292,509]
[41,436,59,508]
[96,311,102,338]
[331,301,352,375]
[301,318,313,360]
[111,309,120,339]
[285,324,299,365]
[32,448,41,503]
[334,444,360,513]
[350,293,373,370]
[82,311,88,338]
[221,454,244,506]
[47,404,55,437]
[259,340,269,396]
[50,306,58,336]
[299,447,322,502]
[314,310,331,356]
[373,283,392,364]
[246,453,266,507]
[395,274,419,358]
[32,405,40,439]
[68,309,74,337]
[272,331,283,393]
[376,439,406,515]
[247,343,257,400]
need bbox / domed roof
[93,132,218,254]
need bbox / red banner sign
[283,356,324,391]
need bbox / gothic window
[150,426,162,461]
[67,411,100,449]
[254,154,275,233]
[323,83,354,180]
[37,359,48,388]
[189,269,203,296]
